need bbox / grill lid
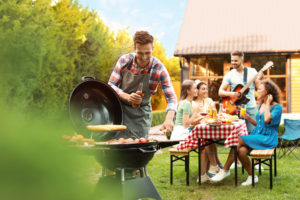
[69,76,123,141]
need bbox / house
[174,0,300,113]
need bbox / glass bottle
[132,82,143,108]
[218,103,223,114]
[224,101,229,114]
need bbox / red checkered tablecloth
[178,120,248,150]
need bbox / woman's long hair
[258,79,282,104]
[180,80,194,100]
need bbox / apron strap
[243,66,248,85]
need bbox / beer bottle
[132,82,143,108]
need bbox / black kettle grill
[69,76,179,200]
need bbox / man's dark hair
[133,31,154,47]
[231,50,244,57]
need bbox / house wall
[291,55,300,112]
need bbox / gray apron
[120,59,152,138]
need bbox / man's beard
[233,63,241,69]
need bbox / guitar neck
[239,61,273,94]
[240,70,259,94]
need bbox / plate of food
[205,119,222,126]
[219,113,239,122]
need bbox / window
[188,55,288,112]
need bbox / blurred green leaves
[0,0,132,116]
[0,0,131,199]
[0,106,100,200]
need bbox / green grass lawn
[83,146,300,200]
[147,146,300,200]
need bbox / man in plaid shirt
[108,31,177,138]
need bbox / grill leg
[123,176,162,200]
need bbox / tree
[0,0,134,115]
[151,39,180,109]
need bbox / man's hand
[128,92,142,105]
[231,92,241,99]
[160,119,174,134]
[160,110,175,134]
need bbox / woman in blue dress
[211,79,282,186]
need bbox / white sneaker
[208,165,220,175]
[197,173,210,183]
[255,164,264,171]
[241,175,258,186]
[230,162,242,169]
[210,169,230,182]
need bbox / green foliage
[0,0,132,116]
[152,39,180,82]
[151,39,180,108]
[0,100,98,200]
[278,124,284,136]
[151,110,167,127]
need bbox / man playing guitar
[219,51,263,133]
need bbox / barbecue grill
[69,76,178,200]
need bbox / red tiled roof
[174,0,300,56]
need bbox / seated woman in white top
[192,81,223,180]
[171,80,219,183]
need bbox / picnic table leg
[198,138,201,185]
[234,146,238,186]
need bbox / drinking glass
[240,104,246,118]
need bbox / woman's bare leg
[206,144,218,166]
[201,148,209,175]
[222,148,235,170]
[237,137,253,175]
[210,143,221,165]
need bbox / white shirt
[223,67,257,108]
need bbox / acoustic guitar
[220,61,274,115]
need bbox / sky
[77,0,187,57]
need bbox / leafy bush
[278,124,284,136]
[151,110,166,127]
[277,123,300,147]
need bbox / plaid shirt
[108,53,177,112]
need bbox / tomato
[138,138,149,143]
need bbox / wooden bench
[250,148,277,189]
[169,148,190,185]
